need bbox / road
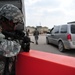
[30,35,75,57]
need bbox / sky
[24,0,75,29]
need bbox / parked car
[46,24,75,52]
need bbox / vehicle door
[70,25,75,45]
[59,25,68,43]
[48,26,59,45]
[50,26,60,45]
[48,28,54,43]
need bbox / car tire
[58,41,65,52]
[46,38,49,44]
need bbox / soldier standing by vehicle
[33,28,39,45]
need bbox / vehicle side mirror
[51,32,54,36]
[46,32,51,34]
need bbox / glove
[23,36,30,43]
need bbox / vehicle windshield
[71,25,75,34]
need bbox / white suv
[46,24,75,52]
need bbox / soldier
[0,4,31,75]
[33,28,39,45]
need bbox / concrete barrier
[16,50,75,75]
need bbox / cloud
[25,0,41,6]
[25,0,75,28]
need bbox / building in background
[26,26,35,34]
[26,26,49,34]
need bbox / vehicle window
[53,26,59,34]
[60,25,67,33]
[71,25,75,34]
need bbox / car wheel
[58,41,65,52]
[46,38,49,44]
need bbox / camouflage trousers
[0,56,16,75]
